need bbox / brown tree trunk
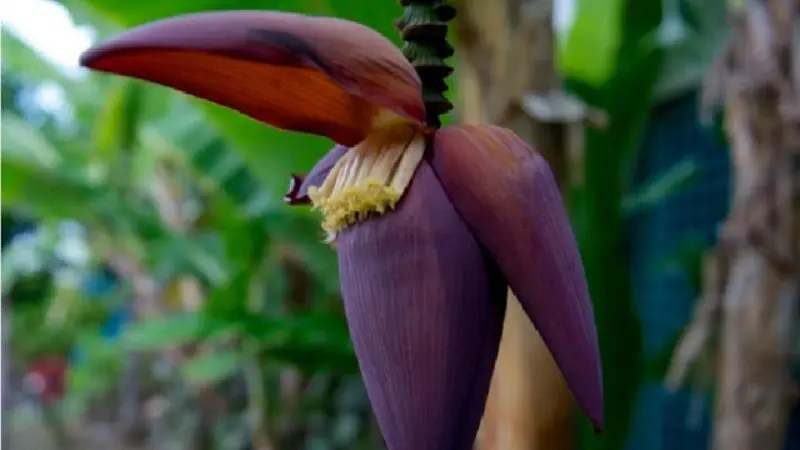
[669,1,799,449]
[453,0,584,448]
[711,0,799,448]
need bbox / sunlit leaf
[559,0,624,86]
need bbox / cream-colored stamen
[308,124,426,238]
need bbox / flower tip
[589,408,605,433]
[284,174,311,205]
[579,372,604,432]
[77,48,94,69]
[78,44,114,72]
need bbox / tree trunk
[453,0,583,448]
[710,0,799,448]
[670,1,799,449]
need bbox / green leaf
[146,106,286,216]
[0,111,120,223]
[56,0,228,27]
[1,156,100,221]
[622,157,700,216]
[559,0,624,86]
[181,350,241,386]
[1,111,63,169]
[121,313,204,350]
[195,100,329,199]
[147,232,231,286]
[569,1,665,447]
[92,79,145,162]
[250,311,357,374]
[202,267,251,324]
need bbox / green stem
[396,0,456,128]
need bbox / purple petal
[337,161,506,449]
[284,145,349,205]
[299,145,349,195]
[428,125,604,431]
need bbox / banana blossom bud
[80,11,604,448]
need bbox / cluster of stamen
[289,2,455,237]
[308,125,425,239]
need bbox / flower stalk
[396,0,456,128]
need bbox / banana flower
[80,9,603,448]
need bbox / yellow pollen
[308,124,426,239]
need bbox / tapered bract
[429,125,604,430]
[79,11,425,145]
[337,162,507,449]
